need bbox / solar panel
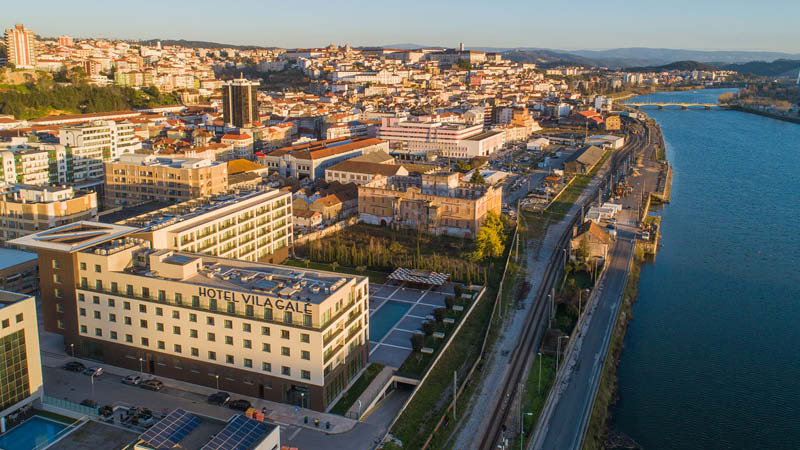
[201,415,273,450]
[139,409,203,450]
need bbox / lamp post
[139,357,144,376]
[557,336,569,369]
[357,399,362,419]
[537,352,543,393]
[215,374,220,390]
[90,372,97,404]
[69,343,74,358]
[520,411,534,450]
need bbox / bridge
[621,102,725,110]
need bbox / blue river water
[612,89,800,450]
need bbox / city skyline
[5,0,800,53]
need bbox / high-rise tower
[4,24,37,68]
[222,77,260,128]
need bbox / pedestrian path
[345,365,395,419]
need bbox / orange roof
[221,133,252,141]
[227,159,267,174]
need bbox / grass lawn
[329,362,385,416]
[546,149,612,219]
[282,258,389,283]
[506,354,557,450]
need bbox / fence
[42,395,98,417]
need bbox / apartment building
[4,24,37,68]
[358,172,502,238]
[117,187,292,264]
[0,291,43,423]
[0,249,38,296]
[104,154,228,206]
[377,117,500,158]
[13,223,368,411]
[59,120,142,183]
[259,137,388,181]
[0,184,98,245]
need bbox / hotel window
[173,326,181,335]
[226,302,235,314]
[158,290,166,301]
[207,332,215,342]
[95,328,102,337]
[125,334,133,343]
[190,329,198,338]
[191,348,199,357]
[192,296,200,307]
[207,317,215,326]
[244,358,253,368]
[141,337,149,346]
[52,259,60,269]
[56,303,63,313]
[261,326,270,336]
[96,280,103,290]
[93,311,100,319]
[224,320,232,329]
[304,314,312,327]
[93,296,100,304]
[172,311,180,319]
[79,308,86,317]
[242,323,251,333]
[174,344,182,353]
[108,298,115,307]
[127,285,133,295]
[124,317,132,325]
[111,282,118,293]
[140,319,148,328]
[175,293,183,305]
[55,288,63,298]
[245,305,254,317]
[139,304,147,313]
[281,330,289,340]
[79,262,86,270]
[57,320,64,329]
[282,366,290,376]
[301,370,311,380]
[15,313,22,323]
[189,313,197,323]
[284,311,292,324]
[262,343,271,352]
[78,293,85,302]
[225,336,233,345]
[94,264,101,273]
[53,274,61,283]
[156,341,164,350]
[209,299,217,311]
[226,355,234,364]
[142,287,150,298]
[155,322,163,331]
[80,277,87,288]
[110,331,118,340]
[80,325,87,333]
[208,351,216,360]
[124,301,131,310]
[109,313,116,322]
[243,339,252,349]
[262,362,272,372]
[156,307,163,316]
[301,351,310,360]
[301,333,310,343]
[281,347,290,357]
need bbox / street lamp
[537,352,543,393]
[69,343,74,358]
[215,374,220,390]
[139,357,144,376]
[556,336,569,369]
[356,399,362,419]
[520,411,534,450]
[90,372,97,404]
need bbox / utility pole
[453,370,457,419]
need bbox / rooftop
[9,221,142,253]
[0,290,32,308]
[465,129,505,141]
[0,248,37,269]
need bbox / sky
[6,0,800,53]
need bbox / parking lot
[368,280,455,368]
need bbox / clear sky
[6,0,800,53]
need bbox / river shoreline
[727,105,800,125]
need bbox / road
[532,121,664,450]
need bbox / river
[612,88,800,450]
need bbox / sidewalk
[345,365,394,419]
[39,331,358,434]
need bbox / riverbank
[608,85,707,101]
[727,105,800,125]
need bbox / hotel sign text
[198,287,312,314]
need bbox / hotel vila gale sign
[198,286,312,314]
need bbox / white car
[122,375,142,385]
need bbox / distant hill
[625,60,719,73]
[137,39,276,50]
[571,48,800,66]
[501,49,598,68]
[722,59,800,77]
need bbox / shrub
[434,307,446,323]
[410,333,424,352]
[445,296,455,310]
[422,321,434,336]
[453,284,464,298]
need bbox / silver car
[122,375,142,385]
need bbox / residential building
[0,291,43,426]
[570,220,612,261]
[259,137,388,181]
[220,133,254,160]
[117,187,292,264]
[0,184,98,245]
[324,159,435,185]
[104,154,228,206]
[604,115,621,131]
[0,249,38,295]
[59,120,142,183]
[13,223,369,411]
[358,172,502,238]
[4,24,37,68]
[222,78,260,128]
[377,117,489,158]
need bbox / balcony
[323,325,344,347]
[324,343,344,364]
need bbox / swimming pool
[370,301,411,342]
[0,416,69,450]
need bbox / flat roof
[465,130,504,141]
[0,289,31,307]
[0,248,37,269]
[9,221,140,253]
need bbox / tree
[434,308,446,323]
[470,170,486,185]
[578,234,590,263]
[410,333,424,353]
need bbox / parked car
[80,399,98,408]
[98,405,114,417]
[227,399,252,411]
[122,375,142,385]
[140,379,164,391]
[207,391,230,406]
[82,367,103,377]
[63,361,86,372]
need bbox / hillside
[722,59,800,77]
[500,49,597,68]
[573,47,800,66]
[625,60,719,73]
[137,39,276,50]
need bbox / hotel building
[377,117,504,158]
[104,154,228,206]
[117,187,292,264]
[0,291,43,430]
[259,137,388,181]
[12,223,368,412]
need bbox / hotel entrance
[285,385,309,409]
